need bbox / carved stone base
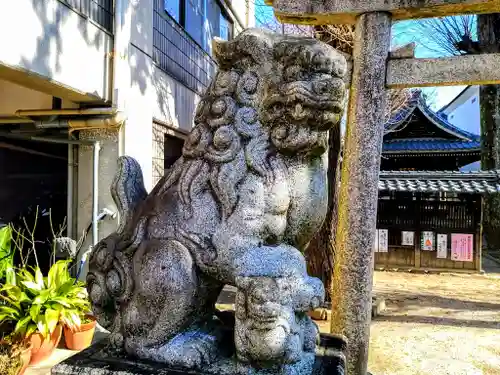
[52,334,346,375]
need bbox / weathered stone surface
[85,28,347,374]
[387,53,500,88]
[389,43,416,59]
[52,333,347,375]
[339,43,416,88]
[330,12,391,375]
[267,0,500,25]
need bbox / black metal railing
[153,0,216,95]
[61,0,113,33]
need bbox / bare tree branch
[414,16,479,56]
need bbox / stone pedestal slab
[52,334,347,375]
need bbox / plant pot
[0,340,32,375]
[17,342,32,375]
[63,315,97,351]
[28,325,62,365]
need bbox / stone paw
[128,327,225,370]
[162,330,221,369]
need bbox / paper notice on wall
[373,229,379,253]
[437,234,448,259]
[451,234,474,262]
[402,231,414,246]
[421,231,434,251]
[378,229,389,253]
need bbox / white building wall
[442,86,480,136]
[0,0,112,102]
[232,0,255,30]
[152,67,202,134]
[0,0,253,281]
[122,0,251,191]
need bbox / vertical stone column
[330,12,391,375]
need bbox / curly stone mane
[153,28,346,222]
[87,28,347,351]
[153,29,280,221]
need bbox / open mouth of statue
[264,86,344,130]
[284,86,343,112]
[289,102,341,127]
[285,100,343,131]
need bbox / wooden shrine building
[375,91,500,272]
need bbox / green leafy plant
[0,225,14,281]
[0,260,90,340]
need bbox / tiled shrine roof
[383,90,480,154]
[379,170,500,194]
[383,139,481,153]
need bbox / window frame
[165,0,186,25]
[219,7,234,41]
[164,0,234,51]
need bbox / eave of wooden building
[382,90,480,170]
[379,170,500,194]
[385,91,477,139]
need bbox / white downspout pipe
[92,141,101,246]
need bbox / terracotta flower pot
[63,315,97,351]
[28,325,62,365]
[17,342,32,375]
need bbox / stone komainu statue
[87,28,347,373]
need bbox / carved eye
[284,65,304,81]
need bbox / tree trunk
[478,14,500,251]
[304,121,342,302]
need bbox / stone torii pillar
[331,12,390,375]
[266,1,500,374]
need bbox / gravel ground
[26,261,500,375]
[367,267,500,375]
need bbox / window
[164,135,185,173]
[185,0,205,47]
[164,0,232,53]
[207,0,233,42]
[219,11,232,41]
[165,0,181,23]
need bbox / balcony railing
[61,0,113,33]
[153,0,217,95]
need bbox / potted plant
[0,260,89,364]
[58,265,95,351]
[0,225,14,282]
[0,335,33,375]
[62,312,96,351]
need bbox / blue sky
[391,20,467,110]
[254,2,469,110]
